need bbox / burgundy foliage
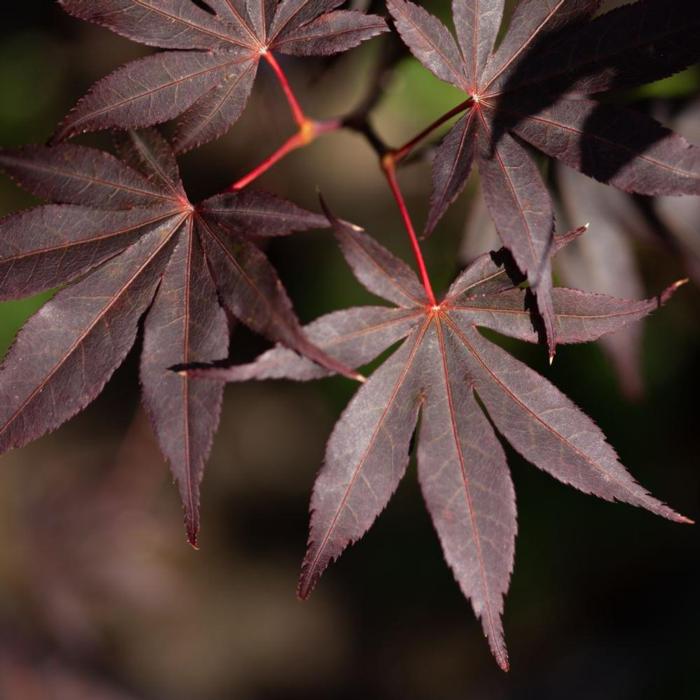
[195,210,689,670]
[0,129,354,546]
[388,0,700,355]
[55,0,387,150]
[0,0,698,671]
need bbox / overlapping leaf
[556,165,651,398]
[387,0,700,355]
[461,171,653,398]
[55,0,388,151]
[0,128,355,544]
[192,210,689,670]
[655,99,700,284]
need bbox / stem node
[264,51,306,127]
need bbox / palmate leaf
[387,0,700,356]
[0,128,357,545]
[194,211,690,670]
[54,0,388,151]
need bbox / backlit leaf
[192,211,689,669]
[56,0,387,150]
[0,129,352,544]
[387,0,700,353]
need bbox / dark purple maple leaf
[192,208,690,670]
[387,0,700,357]
[0,128,358,545]
[53,0,387,151]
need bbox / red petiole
[232,51,469,194]
[381,153,437,306]
[229,118,339,191]
[391,97,473,164]
[230,53,462,305]
[228,51,340,191]
[263,50,307,127]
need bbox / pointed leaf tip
[186,519,200,549]
[495,649,510,672]
[660,503,693,525]
[318,194,365,233]
[552,224,589,255]
[185,508,200,549]
[297,570,316,601]
[663,278,689,300]
[318,193,338,227]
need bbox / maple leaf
[54,0,387,151]
[192,209,690,670]
[0,128,357,545]
[387,0,700,356]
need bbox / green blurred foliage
[634,66,700,99]
[0,293,52,356]
[0,32,68,144]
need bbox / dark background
[0,2,698,698]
